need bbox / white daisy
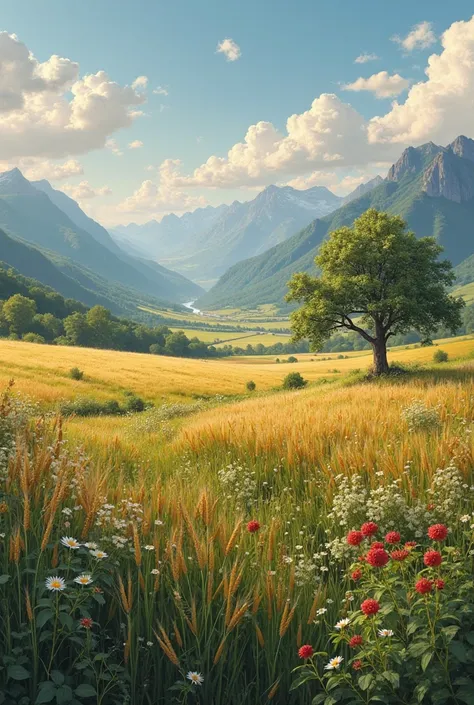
[150,569,160,575]
[335,618,350,630]
[74,574,93,586]
[186,671,204,686]
[84,542,98,550]
[46,576,66,592]
[378,629,394,637]
[460,515,471,523]
[60,536,80,550]
[90,549,108,560]
[316,608,327,616]
[324,656,343,671]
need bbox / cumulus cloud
[61,180,112,201]
[105,139,123,156]
[287,169,384,196]
[216,38,241,62]
[286,171,338,190]
[153,85,169,96]
[0,158,84,182]
[0,31,146,160]
[392,21,437,52]
[354,53,379,64]
[128,140,144,149]
[131,75,148,91]
[370,15,474,144]
[342,71,410,98]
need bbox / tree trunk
[372,336,389,375]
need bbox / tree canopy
[287,209,464,375]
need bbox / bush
[282,372,307,390]
[124,395,146,412]
[69,367,84,380]
[59,397,124,417]
[434,349,449,363]
[22,332,45,344]
[287,356,298,363]
[246,380,256,392]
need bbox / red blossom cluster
[366,547,389,568]
[349,635,363,648]
[80,617,93,629]
[427,524,448,541]
[385,531,401,544]
[361,598,380,616]
[391,549,410,561]
[298,644,314,660]
[247,520,260,533]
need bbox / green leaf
[51,671,64,686]
[74,685,97,697]
[441,625,460,643]
[55,684,73,704]
[324,697,336,705]
[421,651,433,672]
[7,664,30,680]
[58,612,74,630]
[408,641,431,657]
[36,609,54,629]
[450,640,468,664]
[312,695,326,705]
[0,574,10,584]
[358,674,373,691]
[383,671,400,689]
[36,684,57,704]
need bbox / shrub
[22,332,45,344]
[401,400,440,432]
[59,397,124,417]
[434,349,449,363]
[69,367,84,380]
[287,356,298,363]
[124,395,146,412]
[246,380,256,392]
[282,372,307,390]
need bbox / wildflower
[366,548,389,568]
[351,568,362,581]
[247,520,260,533]
[154,519,164,526]
[335,618,350,630]
[151,568,160,575]
[298,644,314,659]
[80,617,93,629]
[424,550,442,567]
[186,672,204,686]
[60,536,80,550]
[352,660,363,671]
[324,656,343,671]
[361,599,380,616]
[84,542,98,550]
[404,541,417,549]
[349,635,363,648]
[391,549,409,561]
[46,576,66,592]
[361,522,378,537]
[144,545,154,551]
[74,574,93,586]
[415,578,433,595]
[378,629,394,637]
[347,530,363,546]
[427,524,448,541]
[434,579,445,590]
[460,515,471,523]
[385,531,401,544]
[316,608,327,616]
[90,549,108,560]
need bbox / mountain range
[0,169,202,314]
[197,135,474,310]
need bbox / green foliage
[22,332,46,344]
[434,349,449,363]
[68,367,84,381]
[282,371,307,389]
[246,380,256,392]
[2,293,36,334]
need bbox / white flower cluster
[401,400,441,432]
[217,463,258,509]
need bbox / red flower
[427,503,435,511]
[298,644,314,660]
[415,578,433,595]
[391,549,410,561]
[371,541,385,550]
[424,549,442,567]
[385,531,401,544]
[428,524,448,541]
[347,530,364,546]
[352,660,363,671]
[351,568,362,581]
[366,548,389,568]
[247,520,260,533]
[404,541,417,549]
[434,579,445,590]
[349,635,363,648]
[361,522,378,537]
[361,598,380,616]
[80,617,93,629]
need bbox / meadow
[0,335,474,703]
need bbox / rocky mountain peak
[0,167,38,196]
[449,135,474,163]
[422,149,474,203]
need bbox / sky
[1,0,474,225]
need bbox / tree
[287,209,464,376]
[3,294,36,334]
[282,371,307,390]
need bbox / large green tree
[2,294,36,334]
[287,209,464,375]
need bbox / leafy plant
[282,371,307,389]
[434,349,449,363]
[69,366,84,381]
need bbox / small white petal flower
[46,576,66,592]
[61,536,80,550]
[335,618,350,630]
[324,656,343,670]
[378,629,394,637]
[84,542,98,550]
[144,545,155,551]
[150,569,160,575]
[90,549,108,560]
[460,515,471,523]
[186,671,204,686]
[74,574,93,586]
[316,608,327,616]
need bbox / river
[183,301,202,315]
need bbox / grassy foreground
[0,338,473,703]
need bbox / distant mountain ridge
[198,135,474,310]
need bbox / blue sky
[0,0,473,224]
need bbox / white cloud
[286,171,338,189]
[287,169,383,196]
[118,159,207,216]
[370,15,474,144]
[342,71,410,98]
[0,158,84,182]
[131,75,148,91]
[354,53,379,64]
[61,180,112,201]
[392,21,437,52]
[105,139,123,157]
[0,32,146,160]
[216,38,241,62]
[128,140,144,149]
[153,85,169,96]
